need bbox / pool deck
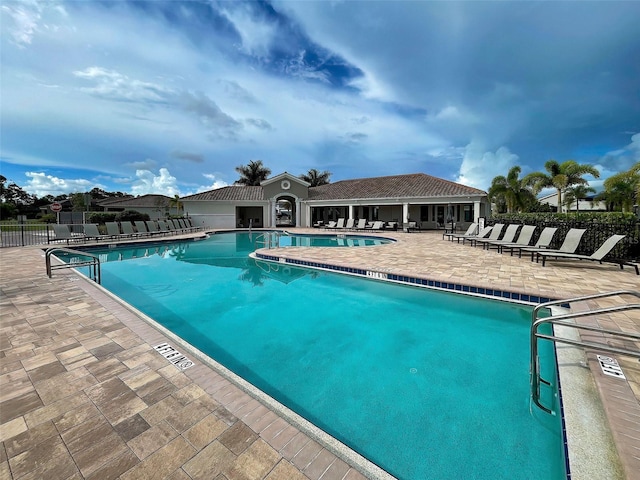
[1,229,638,480]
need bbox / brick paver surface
[0,229,638,479]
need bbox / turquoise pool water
[76,233,564,479]
[276,232,393,247]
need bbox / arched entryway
[275,195,297,227]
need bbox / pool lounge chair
[121,222,142,237]
[444,223,476,241]
[369,221,384,230]
[105,222,128,239]
[474,224,518,249]
[503,227,557,257]
[83,224,107,241]
[344,218,355,230]
[536,234,632,272]
[323,221,337,230]
[453,225,493,244]
[467,224,504,247]
[51,224,76,244]
[489,225,536,253]
[355,219,367,230]
[519,228,586,261]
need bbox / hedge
[489,212,639,260]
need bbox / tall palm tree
[596,162,639,212]
[563,185,596,213]
[487,166,537,213]
[235,160,271,186]
[524,160,600,213]
[300,168,331,187]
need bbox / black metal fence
[0,223,53,247]
[486,218,640,260]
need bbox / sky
[1,0,639,199]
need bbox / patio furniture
[520,228,586,261]
[536,234,632,272]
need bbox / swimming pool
[275,232,394,247]
[74,232,565,479]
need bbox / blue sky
[1,0,639,198]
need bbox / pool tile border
[256,252,560,305]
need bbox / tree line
[0,164,332,220]
[488,160,639,214]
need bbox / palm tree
[169,195,183,215]
[487,166,537,213]
[235,160,271,186]
[595,162,639,212]
[563,185,596,213]
[300,168,331,187]
[524,160,600,213]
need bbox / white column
[271,201,277,227]
[474,201,481,223]
[296,199,301,227]
[403,203,409,223]
[348,204,354,219]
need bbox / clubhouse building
[181,172,489,230]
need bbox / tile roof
[307,173,486,200]
[98,194,172,207]
[181,173,486,202]
[182,186,265,201]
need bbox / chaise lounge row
[444,222,637,275]
[51,219,202,244]
[323,218,395,231]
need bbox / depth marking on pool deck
[596,355,626,379]
[154,342,195,370]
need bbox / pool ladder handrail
[45,247,101,284]
[531,290,640,414]
[254,231,286,249]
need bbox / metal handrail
[531,290,640,414]
[254,231,285,250]
[45,247,101,284]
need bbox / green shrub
[87,212,118,224]
[116,210,150,222]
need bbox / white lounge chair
[444,223,477,241]
[490,225,536,253]
[454,225,493,244]
[536,234,628,271]
[344,218,355,230]
[505,227,557,257]
[474,224,519,249]
[467,224,504,247]
[355,219,367,230]
[520,228,586,261]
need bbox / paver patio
[1,229,638,479]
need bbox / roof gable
[260,171,310,188]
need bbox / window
[420,206,429,221]
[464,205,472,222]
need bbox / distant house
[538,192,607,213]
[98,194,174,220]
[181,171,489,229]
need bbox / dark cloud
[170,150,204,163]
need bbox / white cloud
[197,174,229,193]
[73,67,173,104]
[219,4,277,58]
[456,143,519,190]
[1,2,42,47]
[23,171,100,197]
[131,168,180,196]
